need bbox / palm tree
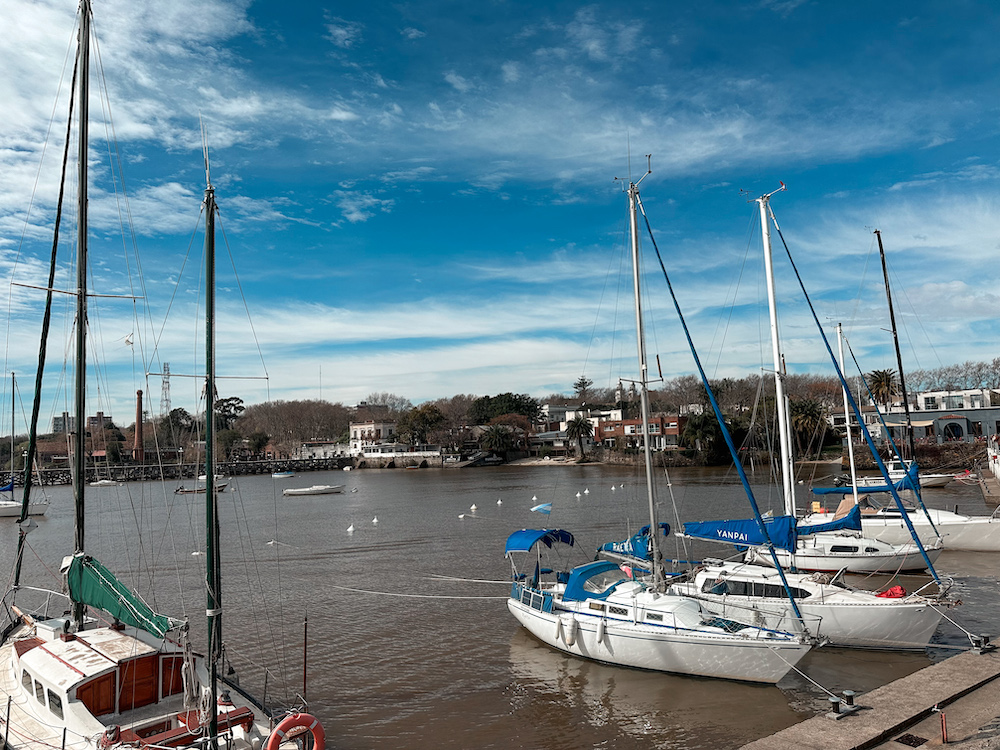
[680,411,720,453]
[868,369,899,410]
[565,415,594,459]
[480,424,514,458]
[790,398,827,458]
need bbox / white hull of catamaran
[507,597,809,684]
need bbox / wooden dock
[741,648,1000,749]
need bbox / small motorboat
[282,484,346,496]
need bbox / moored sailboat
[0,5,325,746]
[504,165,811,684]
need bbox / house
[349,421,397,454]
[597,415,685,450]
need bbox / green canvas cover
[66,555,181,638]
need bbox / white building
[350,421,397,454]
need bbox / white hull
[856,472,953,488]
[0,499,48,517]
[282,484,345,496]
[668,563,943,650]
[746,535,940,574]
[803,509,1000,552]
[507,590,809,684]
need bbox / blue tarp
[505,528,575,556]
[0,479,13,493]
[561,560,625,603]
[796,503,862,535]
[597,522,669,561]
[683,515,797,552]
[812,462,920,495]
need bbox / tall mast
[203,143,222,740]
[626,163,662,591]
[837,324,860,504]
[73,0,92,630]
[758,188,796,515]
[874,230,916,460]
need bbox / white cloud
[444,71,473,93]
[331,190,395,223]
[324,17,362,49]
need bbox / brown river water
[2,463,997,749]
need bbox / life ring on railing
[265,712,326,750]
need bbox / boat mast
[626,163,663,591]
[874,230,916,461]
[73,0,92,631]
[203,141,222,741]
[837,324,860,504]
[758,187,796,516]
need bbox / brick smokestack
[133,389,144,463]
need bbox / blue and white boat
[503,169,810,684]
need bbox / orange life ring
[265,712,326,750]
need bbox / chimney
[133,390,144,463]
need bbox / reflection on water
[0,464,994,749]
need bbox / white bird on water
[531,495,538,501]
[584,488,590,494]
[611,485,616,491]
[372,516,379,524]
[575,492,581,498]
[470,504,477,511]
[347,524,355,533]
[497,498,502,505]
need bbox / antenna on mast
[200,116,212,189]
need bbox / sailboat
[504,166,812,684]
[802,231,1000,551]
[0,373,50,518]
[0,4,325,747]
[733,190,939,574]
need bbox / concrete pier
[741,649,1000,749]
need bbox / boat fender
[554,616,564,642]
[596,617,606,644]
[98,726,121,749]
[265,712,326,750]
[562,615,578,647]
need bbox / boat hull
[282,484,345,496]
[669,566,943,649]
[804,510,1000,552]
[0,500,48,517]
[747,543,940,574]
[507,597,808,684]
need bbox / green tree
[680,411,721,453]
[214,397,245,430]
[790,398,828,458]
[468,393,540,424]
[217,428,242,458]
[480,423,514,458]
[565,415,594,458]
[247,431,270,456]
[573,376,594,401]
[867,369,898,410]
[397,404,446,445]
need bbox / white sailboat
[667,559,944,650]
[0,5,325,746]
[0,373,50,518]
[504,166,811,684]
[742,189,939,574]
[802,231,1000,551]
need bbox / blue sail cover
[683,515,797,552]
[505,528,575,556]
[0,479,13,493]
[597,522,669,561]
[796,503,862,535]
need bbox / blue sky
[1,0,998,427]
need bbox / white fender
[554,616,564,642]
[562,614,578,647]
[596,617,606,644]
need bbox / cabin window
[47,690,63,719]
[830,545,859,553]
[702,579,730,595]
[646,613,663,622]
[34,680,45,704]
[864,547,879,553]
[588,602,605,612]
[609,606,628,616]
[21,670,32,690]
